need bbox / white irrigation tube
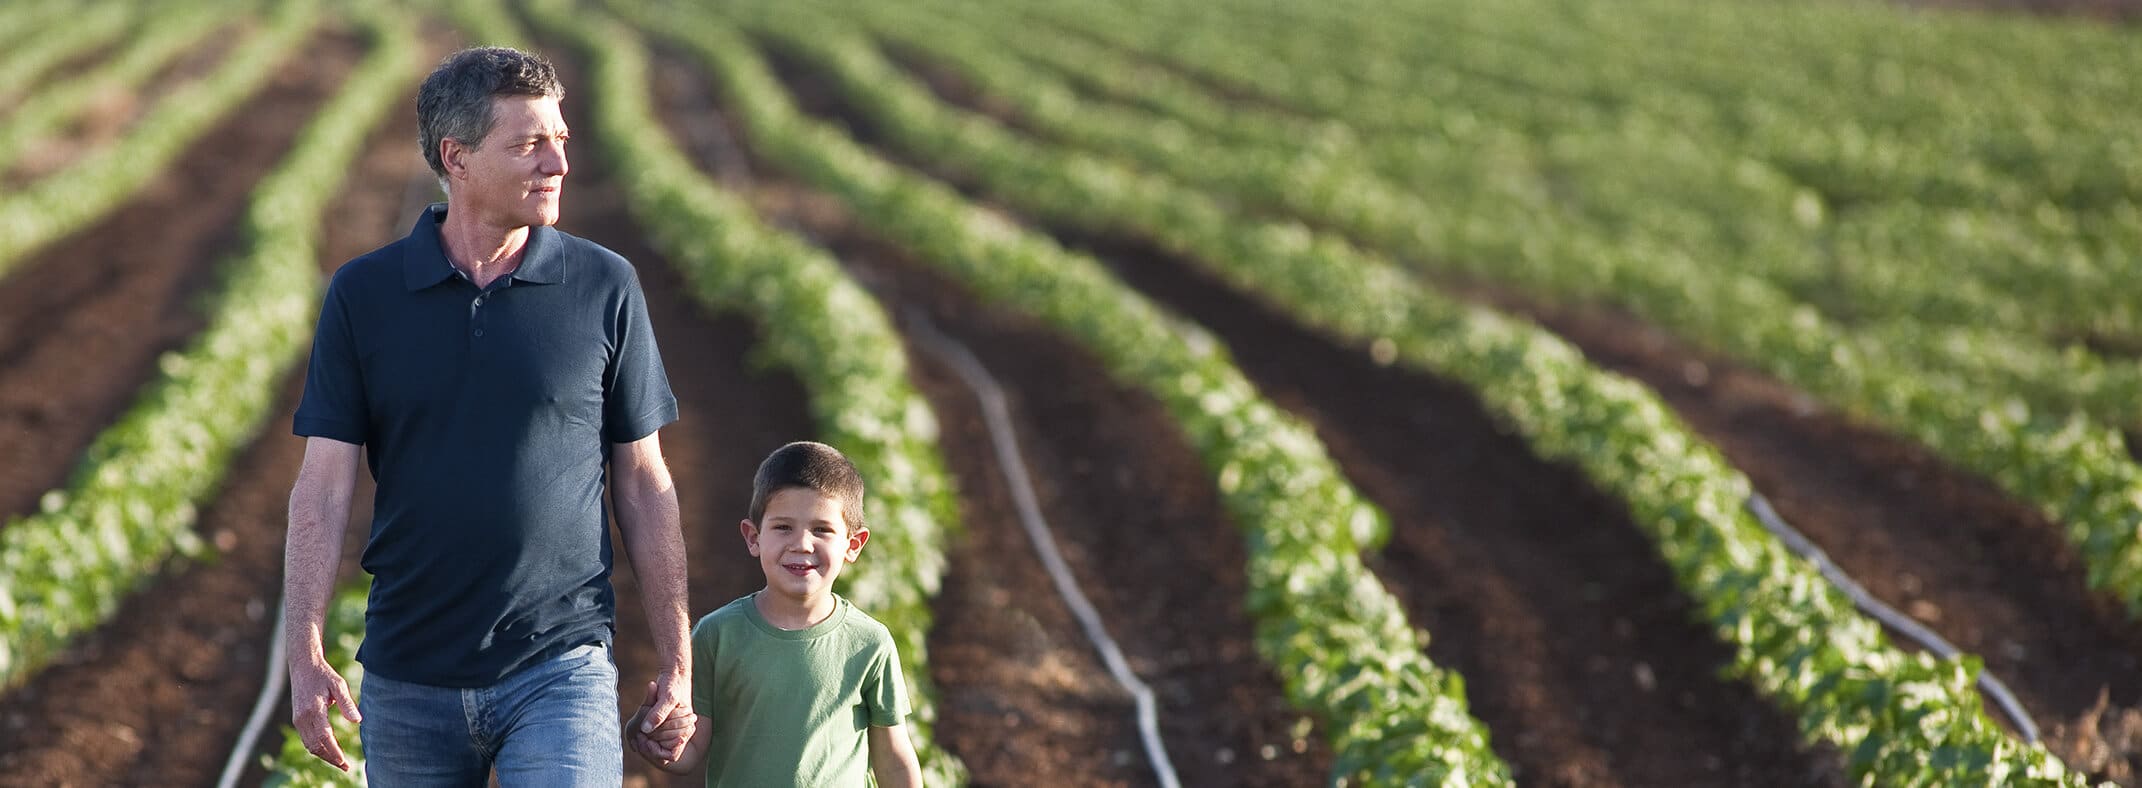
[904,310,1183,788]
[1744,493,2040,743]
[217,607,288,788]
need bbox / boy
[628,441,925,787]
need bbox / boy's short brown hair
[748,441,867,532]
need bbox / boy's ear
[740,519,760,556]
[844,527,869,563]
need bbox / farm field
[0,0,2138,786]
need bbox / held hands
[628,679,697,768]
[289,657,362,771]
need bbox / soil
[0,28,362,531]
[1477,291,2142,784]
[643,43,1336,787]
[4,6,2135,788]
[853,232,1334,788]
[1,17,253,187]
[750,31,1856,787]
[880,20,2142,784]
[0,27,398,787]
[1079,233,1860,787]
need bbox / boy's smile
[742,487,868,628]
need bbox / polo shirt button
[474,328,484,337]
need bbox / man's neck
[439,207,530,290]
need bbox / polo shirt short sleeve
[293,203,679,686]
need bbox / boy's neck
[753,587,838,631]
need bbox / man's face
[742,487,867,606]
[452,95,569,228]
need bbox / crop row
[0,1,77,57]
[0,2,229,177]
[0,1,132,105]
[616,1,1521,782]
[1270,0,2141,190]
[529,0,970,781]
[0,0,318,280]
[267,0,976,781]
[885,0,2142,622]
[1015,0,2142,402]
[1023,0,2135,361]
[0,3,412,696]
[728,3,2082,783]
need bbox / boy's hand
[636,712,695,759]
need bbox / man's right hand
[289,657,362,771]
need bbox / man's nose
[539,141,568,177]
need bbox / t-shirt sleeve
[690,617,716,714]
[293,278,368,444]
[864,633,912,728]
[603,267,678,444]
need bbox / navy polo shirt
[294,203,678,687]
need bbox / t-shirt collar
[401,202,566,291]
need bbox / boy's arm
[868,724,925,788]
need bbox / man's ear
[844,527,870,562]
[439,137,469,181]
[740,519,760,557]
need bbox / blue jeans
[357,642,622,787]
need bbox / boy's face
[741,487,868,605]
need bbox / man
[284,47,692,783]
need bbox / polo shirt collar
[401,202,567,291]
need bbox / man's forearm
[617,474,689,669]
[284,483,349,661]
[285,438,358,659]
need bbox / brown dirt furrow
[0,31,414,786]
[858,229,1329,788]
[791,34,1848,785]
[0,27,362,530]
[875,21,2142,783]
[1061,228,1851,788]
[3,19,256,188]
[1479,291,2142,784]
[647,45,1334,787]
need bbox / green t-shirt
[691,593,910,787]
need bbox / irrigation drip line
[904,309,1184,788]
[1744,493,2040,743]
[218,607,288,788]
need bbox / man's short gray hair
[417,47,564,180]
